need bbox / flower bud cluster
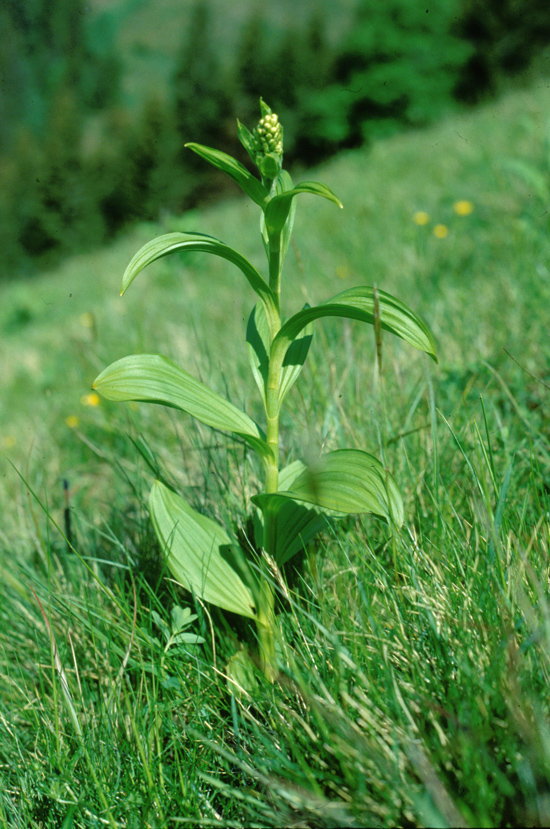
[252,112,283,162]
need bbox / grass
[1,81,550,826]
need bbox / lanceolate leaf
[246,303,313,408]
[252,493,329,565]
[279,317,313,406]
[501,158,549,202]
[253,449,403,563]
[276,449,404,526]
[185,143,268,207]
[264,181,343,238]
[236,119,257,165]
[260,170,297,265]
[277,171,297,265]
[120,232,278,323]
[92,354,273,465]
[271,286,437,372]
[278,460,306,491]
[246,303,270,401]
[150,481,256,618]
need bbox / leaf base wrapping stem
[256,576,278,683]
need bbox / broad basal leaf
[271,286,437,373]
[253,456,309,551]
[185,143,268,207]
[226,647,258,696]
[92,354,273,464]
[150,481,256,618]
[276,449,404,526]
[252,492,329,565]
[278,460,306,491]
[264,181,343,239]
[119,232,278,323]
[246,303,313,408]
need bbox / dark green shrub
[296,0,472,154]
[2,0,548,278]
[114,97,181,223]
[455,0,550,102]
[235,10,269,119]
[173,2,234,152]
[32,88,104,257]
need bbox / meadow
[1,80,550,826]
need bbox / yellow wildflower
[413,211,430,225]
[81,392,101,407]
[79,312,95,328]
[453,200,474,216]
[433,224,449,239]
[65,415,79,429]
[1,436,16,449]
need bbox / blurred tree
[173,1,233,151]
[172,1,235,203]
[124,97,181,221]
[297,0,472,155]
[81,8,122,110]
[29,87,103,259]
[90,108,136,236]
[2,0,121,139]
[257,28,301,151]
[93,96,182,236]
[235,10,269,123]
[266,28,300,110]
[135,97,182,217]
[302,8,333,89]
[0,5,44,151]
[0,129,44,267]
[291,9,335,161]
[1,0,547,278]
[455,0,550,102]
[236,7,334,159]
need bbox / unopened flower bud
[252,109,283,168]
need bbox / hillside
[2,81,549,504]
[1,80,550,827]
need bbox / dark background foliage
[1,0,549,276]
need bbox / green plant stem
[265,235,282,492]
[260,374,280,679]
[256,574,277,682]
[268,238,282,311]
[260,390,279,678]
[256,241,284,681]
[265,395,279,491]
[264,173,282,312]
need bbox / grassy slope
[1,82,548,529]
[1,82,550,826]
